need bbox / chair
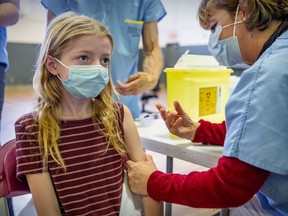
[0,139,30,198]
[0,139,31,216]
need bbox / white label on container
[199,86,221,117]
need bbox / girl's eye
[78,55,89,62]
[102,57,110,65]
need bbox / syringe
[135,107,174,121]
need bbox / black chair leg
[7,198,14,216]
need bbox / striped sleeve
[15,113,44,181]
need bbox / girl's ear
[45,55,58,75]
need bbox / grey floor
[1,85,220,216]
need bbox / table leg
[220,208,230,216]
[165,156,173,216]
[166,156,173,173]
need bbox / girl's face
[56,34,112,80]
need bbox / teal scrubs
[224,30,288,215]
[0,27,8,68]
[0,28,8,121]
[41,0,166,119]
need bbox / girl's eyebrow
[73,50,93,55]
[102,53,111,57]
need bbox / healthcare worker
[126,0,288,215]
[40,0,166,119]
[0,0,20,215]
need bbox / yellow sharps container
[164,66,232,123]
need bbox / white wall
[7,0,46,44]
[7,0,209,46]
[158,0,209,46]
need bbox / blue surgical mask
[208,4,245,67]
[54,58,109,99]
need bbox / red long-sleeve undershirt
[193,119,226,146]
[148,156,269,208]
[147,119,270,208]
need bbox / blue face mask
[54,58,109,99]
[208,4,245,67]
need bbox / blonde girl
[15,12,162,216]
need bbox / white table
[136,119,224,216]
[137,119,223,169]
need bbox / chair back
[0,139,30,198]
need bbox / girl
[15,12,162,216]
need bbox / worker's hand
[156,100,200,141]
[126,154,157,196]
[115,72,157,95]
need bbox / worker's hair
[198,0,288,31]
[33,11,125,171]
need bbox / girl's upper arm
[27,172,62,216]
[123,105,145,162]
[123,105,164,215]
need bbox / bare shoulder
[122,104,133,119]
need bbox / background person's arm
[142,21,163,90]
[0,0,20,26]
[123,105,163,216]
[46,9,56,23]
[116,21,163,95]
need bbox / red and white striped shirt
[15,109,125,216]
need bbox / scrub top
[41,0,167,119]
[223,30,288,215]
[0,27,8,68]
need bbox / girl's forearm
[142,195,164,216]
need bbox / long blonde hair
[33,12,125,171]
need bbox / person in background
[0,0,19,136]
[15,12,163,215]
[126,0,288,215]
[0,0,20,215]
[40,0,166,119]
